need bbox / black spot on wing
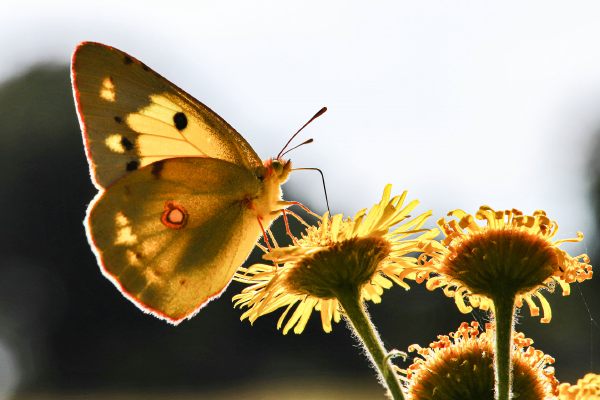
[141,63,150,71]
[123,56,133,65]
[151,161,164,179]
[173,112,188,130]
[120,136,134,151]
[126,160,139,171]
[114,116,123,124]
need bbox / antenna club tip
[278,107,326,158]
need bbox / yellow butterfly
[71,42,315,324]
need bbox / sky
[4,1,600,242]
[3,2,600,394]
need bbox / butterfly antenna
[277,107,327,159]
[291,167,331,215]
[280,138,314,158]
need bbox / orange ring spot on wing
[161,201,188,229]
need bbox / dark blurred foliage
[0,66,598,397]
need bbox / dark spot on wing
[120,136,134,151]
[173,112,187,130]
[151,161,164,179]
[126,160,139,171]
[141,63,150,71]
[124,56,133,65]
[114,116,123,124]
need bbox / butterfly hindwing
[71,42,262,189]
[86,157,264,323]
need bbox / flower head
[558,373,600,400]
[401,321,559,399]
[233,185,435,334]
[414,206,592,322]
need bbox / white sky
[3,0,600,250]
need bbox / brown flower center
[442,228,558,298]
[285,236,391,299]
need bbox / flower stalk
[494,294,516,400]
[336,285,405,400]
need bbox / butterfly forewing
[87,157,265,323]
[72,42,262,189]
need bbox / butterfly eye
[161,201,188,230]
[271,160,284,174]
[271,159,292,182]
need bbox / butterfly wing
[87,157,266,324]
[71,41,262,189]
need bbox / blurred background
[2,1,600,398]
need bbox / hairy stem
[337,287,405,400]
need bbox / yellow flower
[413,206,592,322]
[401,322,559,400]
[233,185,435,334]
[558,373,600,400]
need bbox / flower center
[285,236,391,299]
[442,228,558,298]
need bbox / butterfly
[71,42,316,324]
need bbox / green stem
[494,294,516,400]
[337,287,405,400]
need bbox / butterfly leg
[282,209,311,228]
[280,209,298,245]
[277,200,321,218]
[271,202,316,243]
[257,217,273,251]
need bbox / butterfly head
[264,158,292,184]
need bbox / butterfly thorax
[250,158,292,219]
